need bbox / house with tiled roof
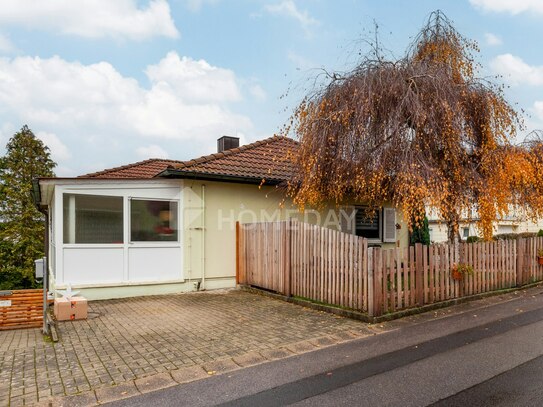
[35,136,408,300]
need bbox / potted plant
[451,263,474,281]
[538,248,543,266]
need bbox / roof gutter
[158,169,284,186]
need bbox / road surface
[107,288,543,406]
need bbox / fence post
[42,260,49,335]
[284,218,292,297]
[367,247,374,317]
[415,243,424,306]
[516,238,525,286]
[372,247,383,317]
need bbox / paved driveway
[0,289,376,406]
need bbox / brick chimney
[217,136,240,153]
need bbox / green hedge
[0,268,41,291]
[493,232,537,241]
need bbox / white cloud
[145,52,241,103]
[0,52,252,174]
[264,1,319,35]
[136,144,169,159]
[490,54,543,86]
[287,50,316,70]
[185,0,220,12]
[249,84,267,101]
[0,0,179,41]
[0,34,14,53]
[484,33,502,46]
[470,0,543,15]
[533,101,543,122]
[36,131,71,161]
[521,101,543,134]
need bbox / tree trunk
[447,219,460,245]
[447,213,461,265]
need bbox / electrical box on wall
[34,257,46,279]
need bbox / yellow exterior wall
[47,178,410,300]
[182,180,409,288]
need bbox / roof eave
[158,168,285,186]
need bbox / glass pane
[63,194,123,244]
[355,208,380,239]
[130,200,178,242]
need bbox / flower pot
[451,270,463,281]
[538,256,543,266]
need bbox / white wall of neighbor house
[47,179,184,300]
[429,219,543,243]
[428,222,477,243]
[427,205,543,243]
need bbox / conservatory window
[63,194,124,244]
[130,199,178,242]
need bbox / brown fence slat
[237,220,543,318]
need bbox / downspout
[201,184,206,290]
[32,179,50,334]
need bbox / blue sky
[0,0,542,176]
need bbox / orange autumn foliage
[282,11,542,242]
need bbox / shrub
[493,232,537,241]
[466,236,482,243]
[537,229,543,237]
[0,267,41,291]
[410,216,431,246]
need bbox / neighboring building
[427,208,543,243]
[34,136,409,300]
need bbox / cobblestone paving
[0,290,373,406]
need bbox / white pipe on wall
[201,184,206,290]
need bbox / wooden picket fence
[237,219,543,318]
[376,240,519,315]
[237,219,369,311]
[0,289,44,330]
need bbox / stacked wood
[0,289,44,330]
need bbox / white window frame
[339,205,397,244]
[62,193,125,245]
[128,197,180,245]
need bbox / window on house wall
[355,207,381,240]
[462,227,470,238]
[340,206,396,243]
[130,199,178,242]
[63,194,124,244]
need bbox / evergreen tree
[409,216,431,246]
[0,125,56,288]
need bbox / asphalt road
[107,289,543,407]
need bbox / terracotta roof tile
[80,158,184,179]
[168,136,298,183]
[78,136,299,182]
